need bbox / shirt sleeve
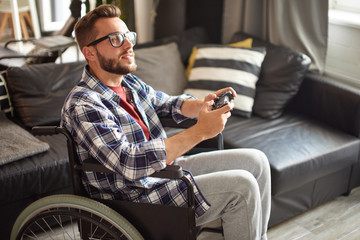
[64,100,167,182]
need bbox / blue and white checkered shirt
[61,66,210,217]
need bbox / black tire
[11,194,144,240]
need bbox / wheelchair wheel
[11,194,144,240]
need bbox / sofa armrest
[288,71,360,137]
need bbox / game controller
[212,90,234,110]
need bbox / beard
[96,49,137,75]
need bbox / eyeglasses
[87,32,137,48]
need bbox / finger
[227,87,237,97]
[202,99,214,111]
[228,101,235,110]
[214,87,237,98]
[213,102,233,113]
[204,93,217,102]
[224,110,232,119]
[224,87,237,98]
[222,103,233,113]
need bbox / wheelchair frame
[11,118,223,239]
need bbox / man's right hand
[164,97,233,164]
[194,97,234,140]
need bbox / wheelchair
[10,118,224,240]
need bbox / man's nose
[122,37,133,49]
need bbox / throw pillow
[135,27,210,67]
[230,32,311,119]
[134,42,187,95]
[6,61,85,128]
[184,44,266,118]
[0,112,49,166]
[0,72,13,117]
[186,38,253,78]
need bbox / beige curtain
[222,0,328,73]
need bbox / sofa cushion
[231,32,311,119]
[0,113,49,165]
[135,27,210,66]
[134,42,187,95]
[184,44,266,117]
[6,61,85,128]
[222,113,360,195]
[0,134,70,205]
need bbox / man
[61,4,271,240]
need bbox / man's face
[96,46,137,75]
[92,17,137,75]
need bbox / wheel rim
[18,206,129,240]
[11,195,143,240]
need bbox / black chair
[0,0,82,71]
[11,119,224,240]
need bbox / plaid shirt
[61,66,210,217]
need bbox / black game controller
[212,90,234,110]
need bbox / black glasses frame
[87,32,137,48]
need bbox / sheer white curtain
[134,0,160,44]
[222,0,328,72]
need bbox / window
[39,0,71,32]
[331,0,360,13]
[326,0,360,88]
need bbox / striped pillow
[0,72,13,117]
[184,45,266,117]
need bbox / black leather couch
[223,73,360,226]
[0,62,84,238]
[1,31,360,239]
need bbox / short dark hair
[74,4,121,51]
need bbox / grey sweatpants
[174,148,271,240]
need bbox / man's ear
[82,46,96,61]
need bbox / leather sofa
[1,29,359,239]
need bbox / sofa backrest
[289,72,360,138]
[5,61,85,129]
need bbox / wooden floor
[198,187,360,240]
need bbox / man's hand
[194,93,234,140]
[181,87,236,119]
[164,87,236,163]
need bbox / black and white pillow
[184,44,266,117]
[0,71,13,117]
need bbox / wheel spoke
[35,220,55,240]
[13,195,143,240]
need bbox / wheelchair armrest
[80,158,114,173]
[81,159,184,180]
[32,126,60,135]
[150,165,183,179]
[32,126,185,180]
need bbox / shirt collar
[82,65,132,104]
